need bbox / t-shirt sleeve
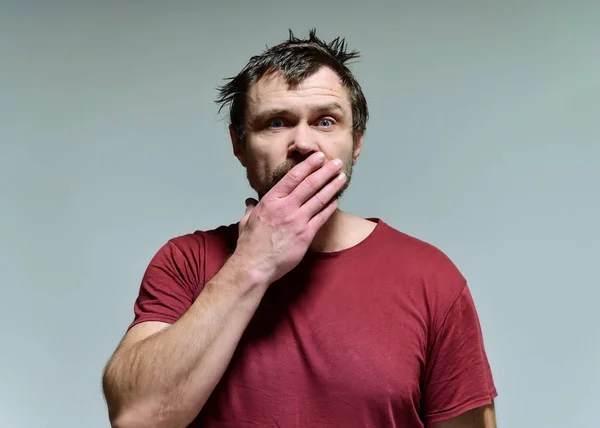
[128,237,204,330]
[422,284,498,425]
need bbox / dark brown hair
[215,29,369,144]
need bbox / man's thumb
[240,198,258,235]
[245,197,258,210]
[243,198,258,218]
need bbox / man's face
[231,66,363,200]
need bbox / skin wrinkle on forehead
[247,70,352,124]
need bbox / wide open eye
[318,118,334,128]
[268,118,285,128]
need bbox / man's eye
[318,118,333,127]
[269,118,285,128]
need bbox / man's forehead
[247,68,351,114]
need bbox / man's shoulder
[162,222,239,262]
[377,219,460,270]
[165,222,238,250]
[375,219,467,295]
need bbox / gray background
[1,1,598,427]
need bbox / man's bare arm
[102,152,346,428]
[102,256,269,428]
[428,402,496,428]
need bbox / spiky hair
[215,29,369,144]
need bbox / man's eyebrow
[250,108,293,121]
[308,102,345,115]
[250,102,346,122]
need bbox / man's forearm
[103,255,269,428]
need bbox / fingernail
[316,152,325,161]
[333,158,343,167]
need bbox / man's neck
[308,209,376,254]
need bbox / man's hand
[235,151,346,285]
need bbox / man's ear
[352,133,364,165]
[230,125,246,167]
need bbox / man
[102,30,498,428]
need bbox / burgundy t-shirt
[130,218,497,427]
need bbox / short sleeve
[422,284,498,424]
[128,237,204,330]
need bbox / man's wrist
[221,251,272,295]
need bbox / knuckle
[273,202,293,222]
[287,170,303,183]
[298,229,311,243]
[304,175,319,189]
[261,197,279,213]
[314,191,327,207]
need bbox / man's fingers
[270,152,326,198]
[307,196,339,231]
[290,158,344,206]
[301,170,346,219]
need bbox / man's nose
[290,123,319,156]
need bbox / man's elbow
[101,367,194,428]
[102,378,150,428]
[108,410,146,428]
[103,386,185,428]
[106,401,174,428]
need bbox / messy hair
[215,29,369,144]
